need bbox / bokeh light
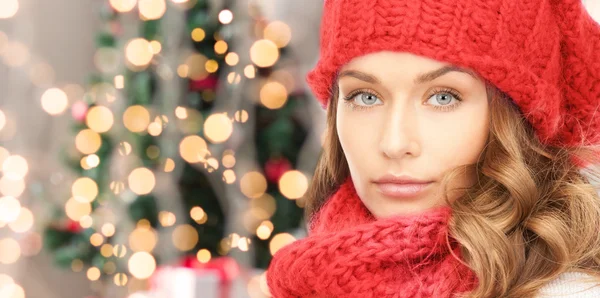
[172,224,198,251]
[41,88,68,115]
[128,167,156,195]
[119,141,133,156]
[102,223,116,237]
[128,252,156,279]
[87,267,101,281]
[163,158,175,172]
[123,105,151,132]
[269,233,296,256]
[0,283,25,298]
[90,233,104,247]
[8,208,33,233]
[222,169,236,184]
[86,106,114,133]
[0,196,20,223]
[113,244,127,258]
[0,176,25,197]
[264,21,292,48]
[139,0,166,20]
[150,40,162,54]
[79,215,93,229]
[101,244,114,257]
[0,238,20,264]
[75,129,102,154]
[203,113,232,143]
[233,110,248,123]
[114,273,128,286]
[205,59,219,73]
[191,28,205,42]
[65,197,92,221]
[278,170,308,199]
[179,135,209,163]
[147,121,163,136]
[256,221,274,240]
[250,39,279,68]
[218,9,233,24]
[260,81,288,109]
[240,171,267,199]
[2,155,28,180]
[227,72,241,84]
[190,206,207,224]
[72,177,99,203]
[214,40,228,55]
[110,181,125,195]
[221,153,235,168]
[109,0,137,12]
[0,273,14,286]
[185,53,209,80]
[125,38,154,68]
[196,248,211,263]
[158,211,176,227]
[0,0,18,19]
[129,226,157,252]
[115,75,125,89]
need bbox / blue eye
[342,90,383,109]
[425,88,463,112]
[428,93,455,106]
[354,92,381,106]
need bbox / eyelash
[341,87,464,112]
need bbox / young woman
[267,0,600,297]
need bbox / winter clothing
[266,177,477,297]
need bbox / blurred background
[0,1,597,298]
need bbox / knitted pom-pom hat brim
[307,0,600,148]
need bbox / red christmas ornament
[65,219,83,233]
[189,75,219,92]
[264,156,292,184]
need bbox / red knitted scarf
[267,177,478,297]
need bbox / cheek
[336,109,378,177]
[424,111,489,184]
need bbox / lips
[374,182,432,198]
[372,174,434,198]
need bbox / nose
[379,101,421,159]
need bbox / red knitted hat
[306,0,600,147]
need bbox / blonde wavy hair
[305,82,600,297]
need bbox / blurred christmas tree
[43,0,309,292]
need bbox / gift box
[147,256,242,298]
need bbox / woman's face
[336,51,490,218]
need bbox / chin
[367,193,440,219]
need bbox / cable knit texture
[306,0,600,147]
[266,177,478,297]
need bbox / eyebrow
[337,65,480,85]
